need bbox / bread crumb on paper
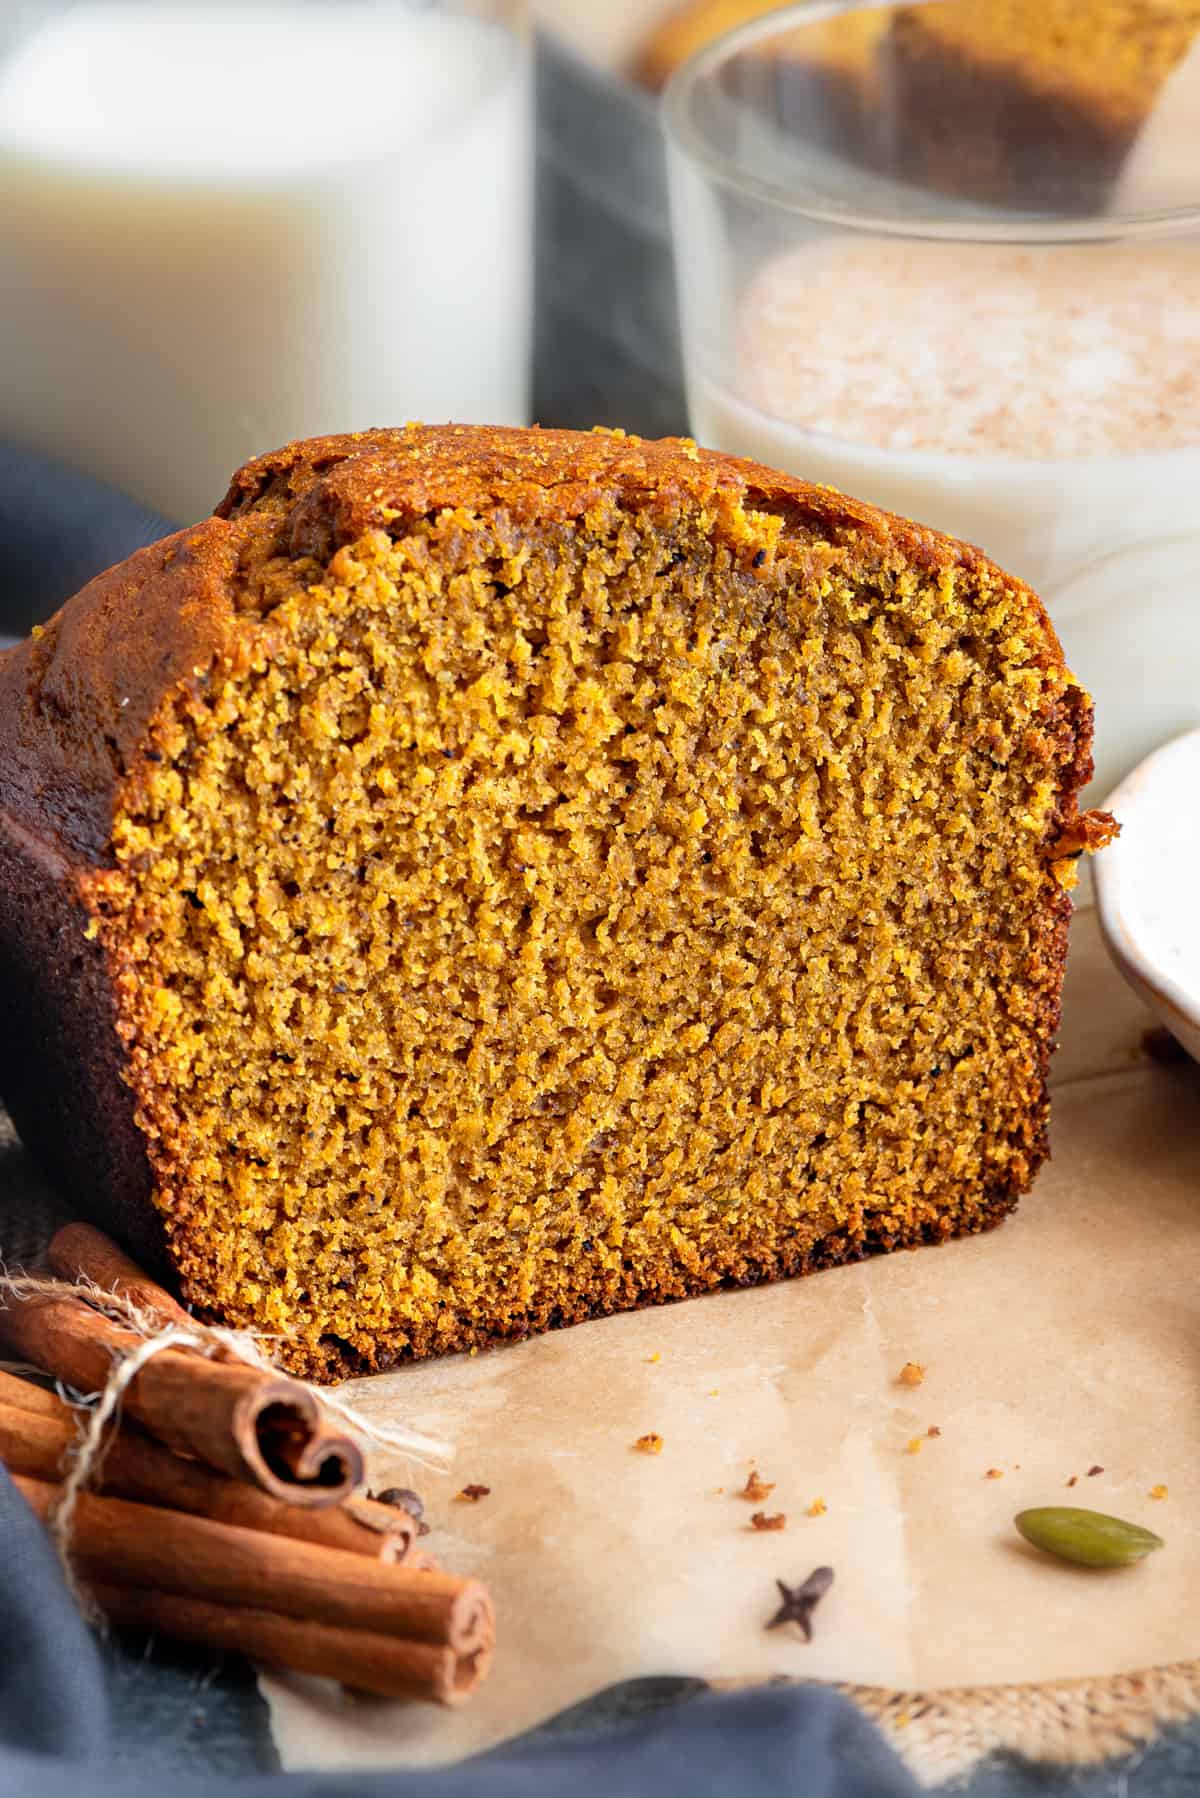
[741,1470,776,1502]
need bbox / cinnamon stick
[0,1372,62,1419]
[0,1374,413,1562]
[13,1475,491,1655]
[90,1585,487,1705]
[1,1234,365,1507]
[48,1223,193,1328]
[47,1222,364,1496]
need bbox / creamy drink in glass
[664,0,1200,803]
[0,0,531,523]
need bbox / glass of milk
[0,0,531,523]
[663,0,1200,802]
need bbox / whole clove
[765,1565,834,1641]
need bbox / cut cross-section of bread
[0,426,1114,1379]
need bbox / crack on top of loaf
[213,425,758,569]
[210,428,1048,695]
[212,427,1014,596]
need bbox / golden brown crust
[0,525,248,861]
[217,423,997,570]
[0,412,1081,877]
[1,422,1003,867]
[0,425,1101,1370]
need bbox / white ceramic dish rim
[1093,725,1200,1051]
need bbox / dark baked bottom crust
[255,1175,1025,1381]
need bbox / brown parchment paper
[261,908,1200,1773]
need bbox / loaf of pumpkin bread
[0,426,1113,1379]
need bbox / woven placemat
[708,1667,1200,1785]
[849,1664,1200,1784]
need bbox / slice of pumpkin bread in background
[881,0,1200,205]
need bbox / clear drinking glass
[664,0,1200,802]
[0,0,531,523]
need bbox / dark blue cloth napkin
[0,443,923,1796]
[0,1468,920,1798]
[0,442,174,637]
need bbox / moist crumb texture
[0,426,1111,1379]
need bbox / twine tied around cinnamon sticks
[0,1221,448,1507]
[0,1225,492,1707]
[0,1268,441,1592]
